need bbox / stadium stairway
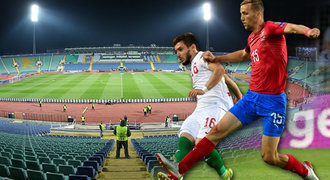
[88,56,94,71]
[12,58,21,74]
[98,135,152,180]
[83,56,86,63]
[156,55,161,62]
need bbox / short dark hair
[173,32,199,50]
[240,0,264,15]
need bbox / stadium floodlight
[203,3,211,21]
[31,4,39,54]
[203,3,211,50]
[31,4,39,22]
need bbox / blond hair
[240,0,264,15]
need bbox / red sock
[178,137,215,174]
[282,154,308,178]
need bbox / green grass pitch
[184,148,329,180]
[0,72,250,99]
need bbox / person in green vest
[147,105,152,114]
[143,107,147,116]
[165,116,171,128]
[114,119,131,159]
[81,115,85,125]
[99,121,104,137]
[92,103,95,110]
[63,104,67,112]
[39,100,42,107]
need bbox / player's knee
[208,126,222,141]
[210,123,223,135]
[261,153,277,165]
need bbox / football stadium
[0,0,329,180]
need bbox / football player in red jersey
[157,0,320,180]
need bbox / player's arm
[224,74,242,104]
[203,49,250,63]
[188,62,225,98]
[284,23,320,39]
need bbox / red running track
[0,101,196,123]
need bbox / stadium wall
[0,110,73,122]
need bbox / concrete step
[98,171,150,179]
[98,137,152,180]
[103,165,147,172]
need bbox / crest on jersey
[260,30,266,41]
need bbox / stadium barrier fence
[0,97,196,104]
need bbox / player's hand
[306,28,320,39]
[189,89,205,98]
[234,93,243,104]
[202,51,216,63]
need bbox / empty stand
[0,118,114,179]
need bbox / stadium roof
[65,46,174,54]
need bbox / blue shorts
[229,90,287,137]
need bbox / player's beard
[182,51,192,66]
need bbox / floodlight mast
[31,4,39,54]
[203,3,211,50]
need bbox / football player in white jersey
[157,32,242,180]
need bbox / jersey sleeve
[200,56,210,69]
[266,21,288,35]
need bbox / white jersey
[190,51,234,111]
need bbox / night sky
[0,0,328,55]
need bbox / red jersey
[245,21,288,94]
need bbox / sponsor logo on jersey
[274,21,286,27]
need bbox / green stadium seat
[26,160,42,171]
[25,151,35,156]
[25,147,33,152]
[53,158,67,166]
[39,157,52,164]
[0,164,10,178]
[0,152,12,159]
[49,154,61,160]
[68,153,78,157]
[34,150,45,154]
[67,160,82,168]
[13,153,25,160]
[11,158,27,169]
[57,152,66,157]
[42,163,58,173]
[25,155,38,162]
[9,166,28,180]
[0,156,11,166]
[3,148,13,154]
[45,151,56,155]
[37,153,48,158]
[75,156,87,162]
[27,169,47,180]
[58,165,75,176]
[62,155,74,162]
